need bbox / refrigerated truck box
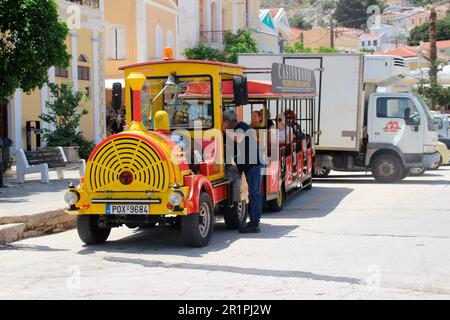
[238,53,366,152]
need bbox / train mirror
[233,76,248,106]
[112,83,122,111]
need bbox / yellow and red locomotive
[65,50,317,247]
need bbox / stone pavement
[0,167,80,243]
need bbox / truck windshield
[143,76,214,130]
[414,94,436,131]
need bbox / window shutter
[107,28,116,60]
[116,28,127,60]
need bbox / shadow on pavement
[101,256,361,285]
[264,186,354,219]
[76,222,298,257]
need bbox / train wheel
[223,200,248,230]
[77,215,111,245]
[181,192,214,247]
[267,186,285,212]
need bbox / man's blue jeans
[245,165,263,226]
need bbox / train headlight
[168,191,184,206]
[64,190,80,206]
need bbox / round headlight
[168,191,183,206]
[64,191,80,206]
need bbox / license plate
[106,204,150,215]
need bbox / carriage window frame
[145,75,214,131]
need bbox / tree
[39,83,94,160]
[322,0,335,11]
[184,44,227,62]
[333,0,386,29]
[0,0,70,103]
[223,29,258,64]
[288,13,313,30]
[185,29,258,64]
[408,14,450,46]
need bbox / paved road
[1,169,450,299]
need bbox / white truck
[238,53,439,182]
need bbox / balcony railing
[67,0,100,9]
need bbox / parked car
[409,141,449,176]
[438,135,450,149]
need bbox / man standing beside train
[223,110,264,233]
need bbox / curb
[0,223,27,244]
[0,209,76,245]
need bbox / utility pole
[330,19,335,49]
[429,5,438,109]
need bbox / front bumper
[423,152,440,169]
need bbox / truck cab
[366,92,438,181]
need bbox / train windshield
[144,76,214,130]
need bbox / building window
[78,66,90,81]
[107,26,127,60]
[373,40,378,46]
[155,25,163,59]
[368,40,371,46]
[167,30,174,50]
[55,67,68,78]
[361,41,365,46]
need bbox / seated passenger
[277,112,294,144]
[251,110,263,128]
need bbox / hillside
[261,0,338,27]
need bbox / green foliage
[284,42,336,53]
[39,83,94,160]
[316,46,337,53]
[322,0,335,11]
[184,29,257,64]
[0,0,70,103]
[288,13,313,30]
[223,29,258,64]
[408,14,450,46]
[284,42,312,53]
[184,44,227,62]
[333,0,386,29]
[360,47,375,53]
[415,61,450,110]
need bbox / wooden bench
[16,147,86,184]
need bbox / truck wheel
[223,200,248,230]
[181,192,214,247]
[409,167,426,176]
[267,186,285,212]
[313,167,331,178]
[371,154,403,183]
[77,215,111,245]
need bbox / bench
[16,147,86,184]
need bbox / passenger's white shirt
[278,126,294,144]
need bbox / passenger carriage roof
[119,59,245,71]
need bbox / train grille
[85,136,170,192]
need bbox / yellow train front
[65,52,248,247]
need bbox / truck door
[369,95,424,156]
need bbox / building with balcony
[178,0,281,55]
[6,0,107,154]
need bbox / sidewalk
[0,167,80,244]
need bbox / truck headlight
[168,191,184,206]
[64,190,80,206]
